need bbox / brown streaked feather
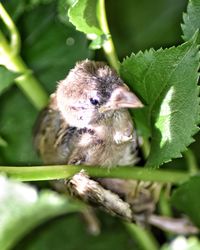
[34,96,77,164]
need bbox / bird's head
[56,60,143,128]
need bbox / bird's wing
[33,95,77,164]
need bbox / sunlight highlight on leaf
[155,86,174,147]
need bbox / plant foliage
[120,36,200,166]
[1,0,200,249]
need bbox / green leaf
[161,236,200,250]
[106,0,186,57]
[15,214,134,250]
[0,175,82,250]
[0,136,7,147]
[1,0,53,21]
[0,0,27,21]
[27,0,54,7]
[171,176,200,229]
[182,0,200,41]
[21,2,91,93]
[129,107,151,138]
[0,66,19,95]
[120,36,200,167]
[68,0,103,36]
[89,34,108,50]
[57,0,76,27]
[0,87,40,164]
[89,36,103,49]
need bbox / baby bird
[34,59,148,221]
[34,60,198,234]
[34,60,143,167]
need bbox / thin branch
[141,137,150,159]
[0,165,191,183]
[124,222,159,250]
[0,30,48,109]
[0,3,21,54]
[98,0,120,72]
[184,148,199,174]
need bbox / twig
[0,3,21,54]
[184,148,199,174]
[0,6,48,110]
[124,222,159,250]
[0,165,191,183]
[98,0,120,72]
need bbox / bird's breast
[77,111,137,167]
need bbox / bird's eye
[90,98,99,106]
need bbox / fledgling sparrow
[35,60,142,167]
[34,60,198,234]
[34,59,153,216]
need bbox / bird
[33,59,154,217]
[34,60,199,234]
[34,59,143,167]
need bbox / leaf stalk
[0,3,21,54]
[98,0,120,72]
[124,222,159,250]
[184,148,199,174]
[0,5,48,110]
[0,165,191,183]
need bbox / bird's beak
[99,85,143,113]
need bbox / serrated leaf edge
[121,38,200,166]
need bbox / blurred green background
[0,0,192,249]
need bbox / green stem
[158,189,172,218]
[0,31,48,109]
[141,137,150,159]
[0,165,191,183]
[124,222,159,250]
[0,3,21,54]
[184,148,199,174]
[98,0,120,72]
[158,189,173,239]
